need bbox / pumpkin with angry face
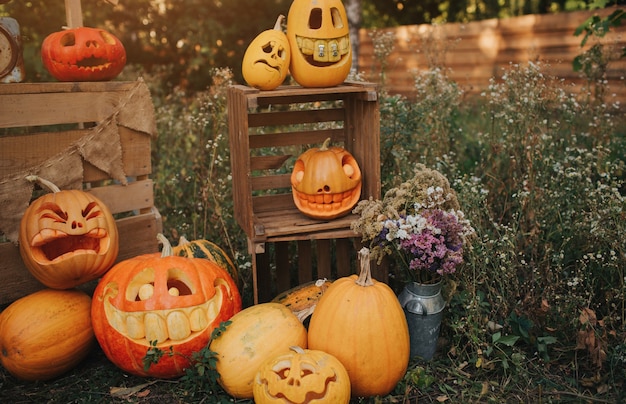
[19,175,119,289]
[253,346,351,404]
[90,235,242,378]
[41,26,126,81]
[287,0,352,87]
[291,138,362,219]
[242,15,291,90]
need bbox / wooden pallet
[227,82,383,303]
[0,80,162,306]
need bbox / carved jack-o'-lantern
[19,175,119,290]
[291,138,362,220]
[253,346,351,404]
[90,235,242,378]
[287,0,352,87]
[41,26,126,81]
[242,15,291,90]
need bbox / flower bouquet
[351,164,474,284]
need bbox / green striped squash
[173,236,240,290]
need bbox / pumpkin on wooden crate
[287,0,352,87]
[291,138,362,220]
[90,234,241,378]
[253,345,350,404]
[307,247,410,397]
[19,175,119,289]
[242,15,291,90]
[41,26,126,81]
[172,235,241,292]
[0,289,94,381]
[209,302,308,399]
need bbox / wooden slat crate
[0,80,162,306]
[227,82,383,303]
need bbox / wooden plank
[250,155,292,171]
[297,240,313,284]
[316,239,332,279]
[249,108,345,128]
[88,179,155,215]
[251,174,291,191]
[249,128,344,149]
[275,241,291,293]
[336,238,352,277]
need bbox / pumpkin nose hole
[318,185,331,193]
[86,40,99,48]
[288,378,300,386]
[71,221,83,229]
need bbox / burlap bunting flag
[0,78,156,244]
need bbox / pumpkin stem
[273,14,285,31]
[156,233,174,257]
[178,235,191,246]
[320,137,332,151]
[355,247,375,287]
[290,346,306,354]
[25,175,61,193]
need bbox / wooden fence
[357,7,626,106]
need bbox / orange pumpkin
[291,138,361,219]
[90,234,242,378]
[307,248,410,397]
[19,175,119,289]
[287,0,352,87]
[253,346,351,404]
[41,26,126,82]
[0,289,94,381]
[242,15,291,90]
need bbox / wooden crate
[227,82,382,303]
[0,80,162,306]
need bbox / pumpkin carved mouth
[294,34,350,66]
[258,363,339,402]
[292,186,361,214]
[102,278,229,345]
[31,228,109,262]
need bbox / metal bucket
[398,281,445,360]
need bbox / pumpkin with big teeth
[287,0,352,87]
[19,175,119,289]
[90,234,242,378]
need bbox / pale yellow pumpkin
[209,303,308,399]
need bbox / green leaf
[496,335,520,347]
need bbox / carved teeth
[296,35,350,63]
[103,287,224,345]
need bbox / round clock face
[0,25,18,77]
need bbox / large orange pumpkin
[287,0,352,87]
[307,248,410,397]
[209,302,308,399]
[0,289,94,381]
[242,15,291,90]
[19,175,119,289]
[90,234,242,378]
[291,138,362,219]
[41,26,126,82]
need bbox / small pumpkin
[0,289,94,381]
[209,302,308,399]
[172,236,241,291]
[90,234,242,378]
[41,26,126,81]
[242,15,291,90]
[307,248,410,397]
[253,345,351,404]
[271,278,333,322]
[19,175,119,289]
[291,138,362,219]
[287,0,352,87]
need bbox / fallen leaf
[436,395,449,402]
[110,381,157,398]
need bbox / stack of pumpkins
[211,247,411,402]
[0,176,242,382]
[242,0,353,90]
